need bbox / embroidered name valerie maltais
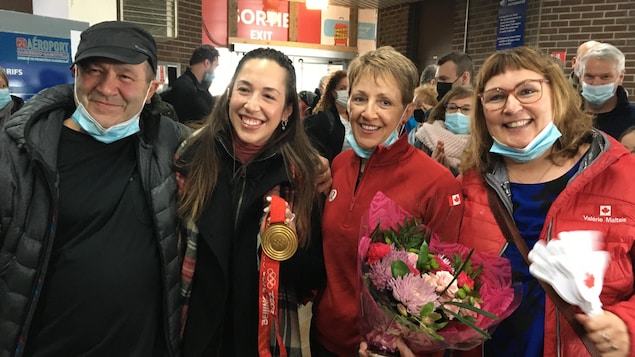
[582,205,628,223]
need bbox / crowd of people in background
[2,19,635,357]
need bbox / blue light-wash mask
[581,82,615,107]
[489,121,562,163]
[0,88,11,109]
[204,71,215,83]
[345,130,398,159]
[444,112,470,135]
[71,81,151,144]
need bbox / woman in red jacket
[458,46,635,357]
[311,46,464,357]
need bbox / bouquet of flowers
[358,192,519,355]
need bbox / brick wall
[377,3,411,54]
[155,0,202,71]
[378,0,635,95]
[452,0,635,95]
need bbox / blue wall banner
[496,0,527,51]
[0,31,74,99]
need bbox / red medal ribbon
[257,196,288,357]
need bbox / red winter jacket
[314,135,464,356]
[457,131,635,357]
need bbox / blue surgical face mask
[489,121,562,163]
[581,82,615,107]
[345,130,398,159]
[335,90,348,107]
[204,71,215,83]
[0,88,11,109]
[444,112,470,134]
[71,79,151,144]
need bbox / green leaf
[430,321,449,331]
[440,305,492,339]
[443,301,498,320]
[416,241,430,271]
[418,301,435,316]
[391,260,410,278]
[369,217,430,251]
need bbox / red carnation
[457,271,475,290]
[367,243,391,264]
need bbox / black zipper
[15,160,57,357]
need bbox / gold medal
[261,223,298,261]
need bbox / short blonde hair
[347,46,418,106]
[414,84,438,110]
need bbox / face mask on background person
[202,72,215,90]
[0,88,11,109]
[581,82,615,107]
[444,112,470,135]
[71,80,152,144]
[413,108,426,123]
[335,90,348,107]
[489,121,562,163]
[436,81,453,101]
[204,71,215,83]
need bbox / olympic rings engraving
[265,268,277,290]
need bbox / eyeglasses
[479,79,549,110]
[445,103,472,114]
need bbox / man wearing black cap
[0,21,187,356]
[161,44,219,125]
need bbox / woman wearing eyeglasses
[414,86,473,175]
[456,46,635,357]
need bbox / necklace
[508,161,555,184]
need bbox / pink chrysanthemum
[391,274,439,316]
[368,248,410,291]
[368,260,393,291]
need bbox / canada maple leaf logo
[584,272,595,289]
[448,193,462,207]
[600,205,611,216]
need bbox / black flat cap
[73,21,157,73]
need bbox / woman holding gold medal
[176,48,326,357]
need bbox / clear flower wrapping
[358,192,520,355]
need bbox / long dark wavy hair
[176,48,321,245]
